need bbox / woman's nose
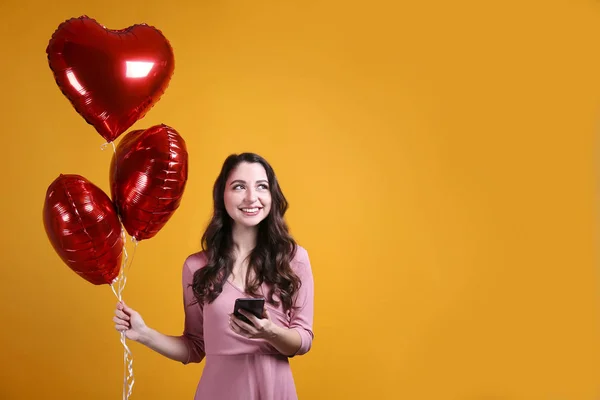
[245,189,257,202]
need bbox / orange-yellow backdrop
[1,0,600,399]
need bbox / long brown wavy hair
[191,153,301,312]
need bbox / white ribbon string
[100,141,117,153]
[103,136,137,399]
[110,229,138,400]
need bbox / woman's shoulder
[291,244,312,271]
[183,250,209,274]
[292,244,308,260]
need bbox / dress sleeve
[180,256,205,364]
[288,247,315,357]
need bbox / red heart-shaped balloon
[46,16,175,143]
[110,124,188,241]
[43,174,124,285]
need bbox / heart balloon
[110,124,188,241]
[46,15,175,143]
[43,174,124,285]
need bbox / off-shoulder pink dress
[179,246,315,400]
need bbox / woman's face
[223,162,272,228]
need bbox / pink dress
[179,246,315,400]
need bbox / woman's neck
[231,223,258,259]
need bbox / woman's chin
[234,216,265,228]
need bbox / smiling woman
[112,152,314,400]
[224,162,273,226]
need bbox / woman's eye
[233,184,244,190]
[258,184,269,190]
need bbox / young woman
[113,152,315,399]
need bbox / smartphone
[233,298,265,325]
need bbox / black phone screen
[233,298,265,325]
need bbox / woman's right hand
[114,301,148,342]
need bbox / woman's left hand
[229,307,277,340]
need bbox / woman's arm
[265,323,303,356]
[115,301,204,364]
[138,327,203,363]
[115,255,206,364]
[281,247,315,357]
[230,247,315,357]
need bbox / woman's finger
[239,309,267,331]
[231,315,256,334]
[113,316,130,326]
[262,307,270,319]
[229,319,239,332]
[114,309,129,320]
[237,310,260,327]
[229,318,248,337]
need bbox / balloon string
[110,229,138,400]
[104,138,133,399]
[100,141,116,153]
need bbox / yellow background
[1,0,599,399]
